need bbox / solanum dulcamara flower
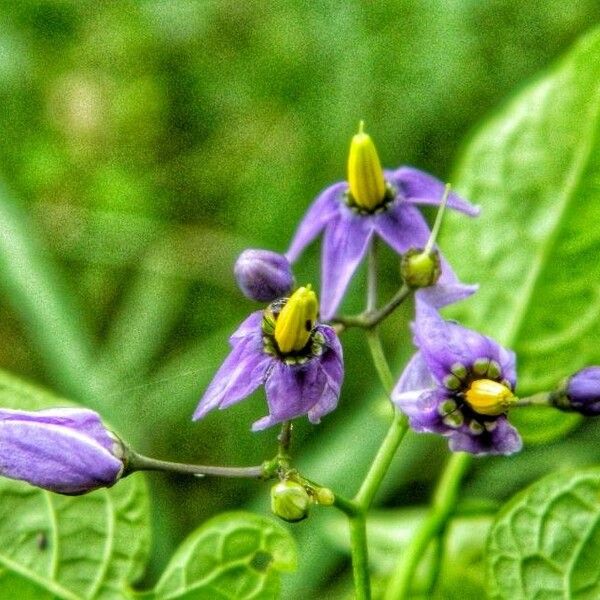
[194,286,343,430]
[286,122,480,319]
[0,407,125,494]
[393,299,522,455]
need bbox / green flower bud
[270,480,311,522]
[315,487,335,506]
[400,249,441,288]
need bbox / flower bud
[347,121,386,211]
[465,379,516,416]
[315,487,335,506]
[400,249,441,288]
[270,480,311,522]
[0,408,125,495]
[234,249,294,302]
[554,367,600,415]
[274,286,318,354]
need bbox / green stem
[125,451,268,479]
[384,452,472,600]
[349,514,371,600]
[365,329,395,394]
[355,410,408,509]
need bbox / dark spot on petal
[251,550,273,572]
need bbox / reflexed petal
[415,256,478,309]
[286,182,346,262]
[448,417,522,456]
[413,299,517,387]
[390,166,480,216]
[320,210,373,320]
[0,417,123,494]
[229,311,264,343]
[400,388,453,434]
[372,202,431,256]
[254,361,328,430]
[193,335,271,420]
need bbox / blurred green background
[1,1,600,597]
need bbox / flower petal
[229,311,264,343]
[286,182,346,263]
[390,166,480,216]
[193,335,271,420]
[0,418,123,494]
[372,202,431,255]
[320,210,373,320]
[0,407,116,454]
[448,417,522,456]
[413,299,517,387]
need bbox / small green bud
[315,487,335,506]
[400,249,441,288]
[270,480,311,523]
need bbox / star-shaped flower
[194,286,343,430]
[393,299,522,455]
[286,124,480,319]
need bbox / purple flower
[234,249,294,302]
[194,286,344,430]
[0,407,125,494]
[286,127,479,319]
[393,300,522,455]
[554,367,600,415]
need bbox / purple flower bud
[556,367,600,415]
[234,249,294,302]
[0,407,125,495]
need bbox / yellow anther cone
[274,286,318,353]
[465,379,516,416]
[347,121,386,210]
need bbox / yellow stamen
[274,286,318,354]
[347,121,386,210]
[465,379,516,416]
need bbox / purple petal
[415,256,478,309]
[320,210,373,320]
[566,367,600,415]
[0,407,116,454]
[193,335,271,420]
[0,413,123,495]
[402,388,454,434]
[234,249,294,302]
[448,417,522,456]
[413,299,517,387]
[392,352,435,397]
[390,166,480,216]
[372,202,431,256]
[308,326,344,423]
[286,182,346,263]
[229,311,264,343]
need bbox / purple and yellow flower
[286,123,480,319]
[194,286,343,430]
[393,300,522,455]
[553,367,600,416]
[0,407,125,494]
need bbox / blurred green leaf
[0,370,151,600]
[150,511,296,600]
[444,26,600,443]
[486,468,600,599]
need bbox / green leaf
[0,369,151,599]
[444,27,600,443]
[151,511,297,600]
[486,468,600,599]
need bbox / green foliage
[150,512,297,600]
[486,469,600,599]
[444,26,600,443]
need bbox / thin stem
[334,284,412,331]
[514,391,553,407]
[355,410,408,509]
[424,183,451,254]
[349,514,371,600]
[384,452,472,600]
[333,493,361,518]
[365,329,395,394]
[125,451,268,479]
[277,421,292,464]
